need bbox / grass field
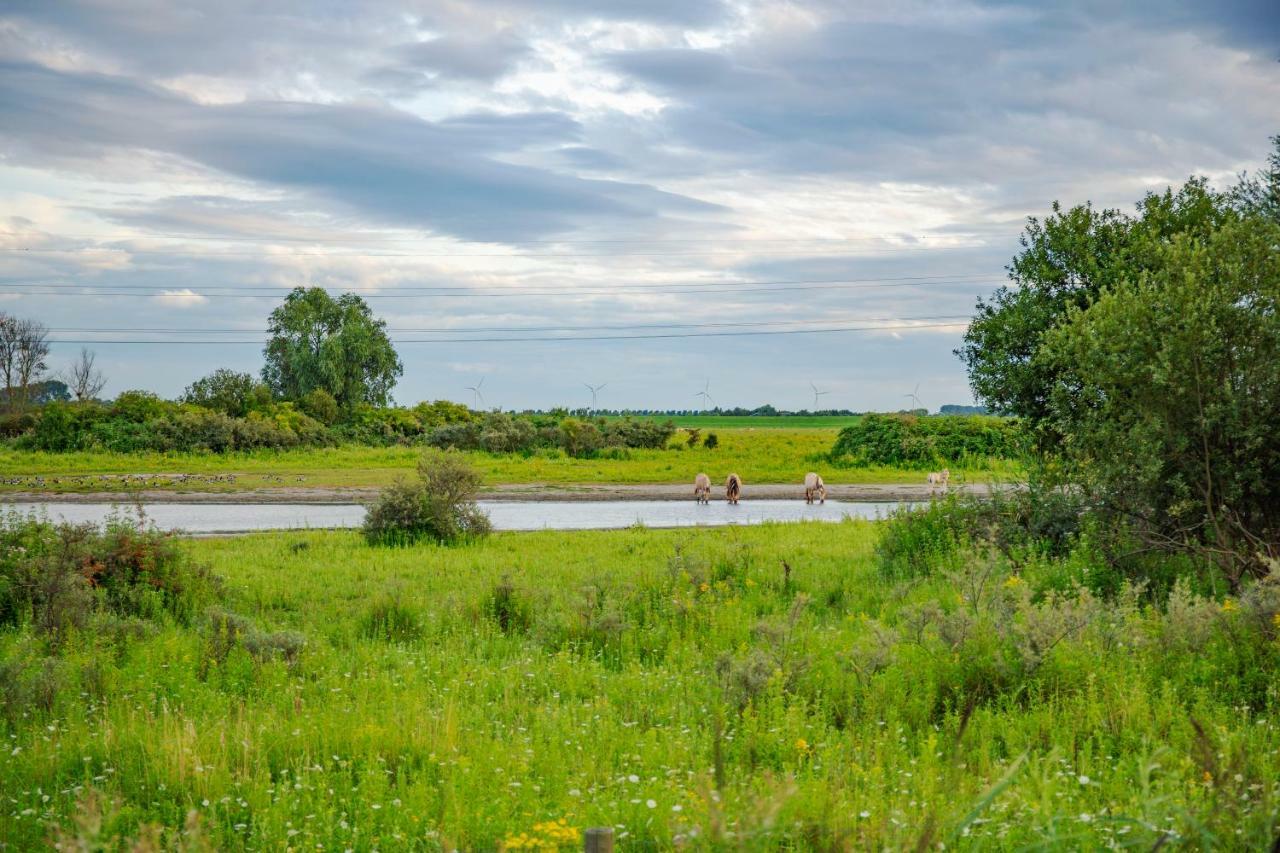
[0,429,1020,493]
[2,521,1276,849]
[600,415,865,429]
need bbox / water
[2,499,906,535]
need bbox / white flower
[671,805,683,812]
[1079,813,1093,823]
[1078,775,1090,785]
[646,800,657,809]
[859,811,870,819]
[628,774,639,783]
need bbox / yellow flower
[699,582,710,593]
[1203,770,1213,784]
[1003,575,1023,589]
[1221,598,1237,613]
[795,738,810,753]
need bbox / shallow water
[3,499,906,534]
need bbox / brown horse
[694,473,711,504]
[804,472,826,504]
[725,473,742,505]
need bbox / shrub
[704,432,719,450]
[299,388,340,425]
[831,413,1023,468]
[363,449,491,545]
[0,511,222,639]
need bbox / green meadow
[0,429,1020,494]
[2,520,1276,849]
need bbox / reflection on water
[3,499,907,534]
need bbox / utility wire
[0,272,994,293]
[45,320,968,345]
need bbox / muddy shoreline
[0,482,995,505]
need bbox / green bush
[0,511,222,639]
[831,413,1024,468]
[363,450,492,545]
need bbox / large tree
[958,178,1229,438]
[1042,215,1280,586]
[262,288,402,409]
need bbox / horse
[926,468,951,492]
[804,472,826,504]
[725,473,742,505]
[694,473,712,504]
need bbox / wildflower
[1221,598,1237,613]
[1003,575,1023,589]
[646,800,657,809]
[795,738,810,753]
[1203,771,1214,784]
[699,582,710,593]
[1078,775,1090,785]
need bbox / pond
[3,499,908,535]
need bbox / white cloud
[153,288,208,307]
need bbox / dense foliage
[426,411,677,458]
[363,449,492,545]
[0,511,220,637]
[1043,215,1280,586]
[959,136,1280,586]
[262,287,403,410]
[830,413,1023,468]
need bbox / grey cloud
[0,61,719,242]
[391,33,531,82]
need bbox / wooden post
[583,826,614,853]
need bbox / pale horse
[693,472,712,504]
[725,473,743,505]
[803,472,827,504]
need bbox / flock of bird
[0,473,306,489]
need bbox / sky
[0,1,1277,412]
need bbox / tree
[958,178,1229,439]
[0,314,50,411]
[182,368,271,417]
[1231,134,1280,223]
[1042,215,1280,588]
[262,288,402,410]
[66,348,107,402]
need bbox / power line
[44,320,969,345]
[3,243,976,259]
[0,278,1000,299]
[43,314,971,336]
[1,272,994,293]
[4,232,941,245]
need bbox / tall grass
[1,521,1277,848]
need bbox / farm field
[598,415,866,429]
[0,429,1021,495]
[1,520,1275,849]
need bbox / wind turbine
[904,383,923,412]
[810,381,830,411]
[695,380,715,411]
[584,382,606,415]
[465,377,486,409]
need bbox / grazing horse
[926,468,951,492]
[694,473,712,504]
[804,472,826,504]
[725,473,743,505]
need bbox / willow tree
[262,287,402,410]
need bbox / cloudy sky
[1,1,1276,411]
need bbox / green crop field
[0,429,1021,494]
[2,520,1276,849]
[600,415,865,429]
